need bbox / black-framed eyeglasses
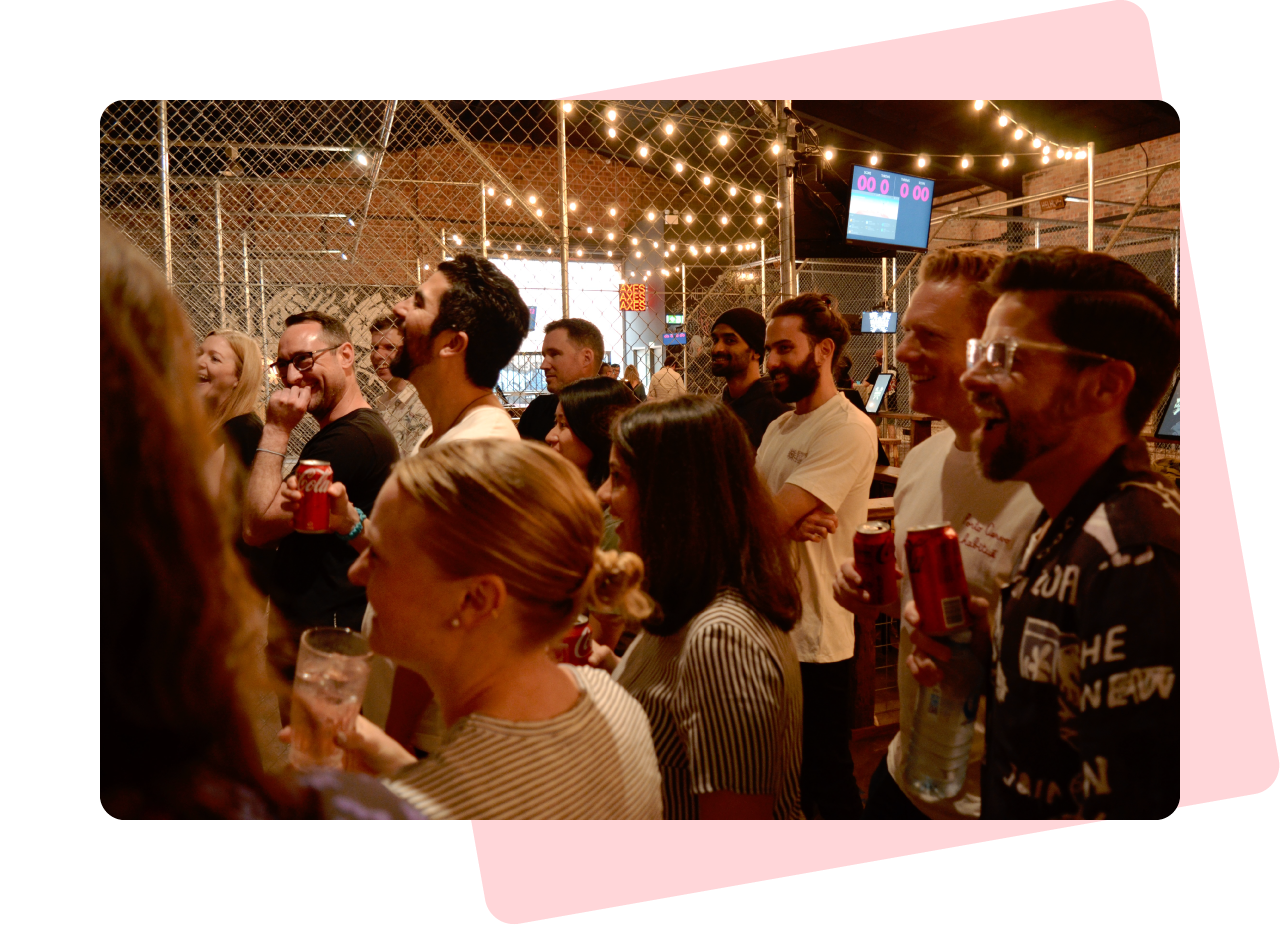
[965,337,1115,378]
[272,345,339,376]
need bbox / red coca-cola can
[555,615,594,666]
[905,523,971,635]
[294,460,334,534]
[853,521,896,606]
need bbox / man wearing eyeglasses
[906,247,1180,819]
[243,311,399,688]
[833,248,1042,821]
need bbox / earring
[450,618,461,628]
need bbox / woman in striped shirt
[598,396,806,819]
[333,439,663,819]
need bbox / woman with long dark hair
[544,376,638,490]
[101,222,418,819]
[599,395,805,819]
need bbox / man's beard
[388,338,420,379]
[711,352,749,380]
[975,391,1071,482]
[770,352,821,403]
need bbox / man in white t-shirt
[756,292,879,819]
[833,248,1041,819]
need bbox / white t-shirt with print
[885,426,1041,818]
[756,393,878,663]
[412,403,518,453]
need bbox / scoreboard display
[846,166,935,251]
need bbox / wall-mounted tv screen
[865,372,895,414]
[846,167,935,252]
[862,311,898,334]
[1155,375,1180,438]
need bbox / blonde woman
[622,364,646,401]
[332,439,663,819]
[196,329,265,480]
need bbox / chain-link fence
[102,100,791,454]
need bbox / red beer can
[905,523,971,635]
[294,460,334,534]
[556,615,594,666]
[853,522,896,607]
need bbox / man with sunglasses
[244,311,398,691]
[906,247,1180,819]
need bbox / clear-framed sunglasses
[965,337,1115,377]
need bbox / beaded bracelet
[342,507,367,542]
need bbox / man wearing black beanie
[710,306,790,449]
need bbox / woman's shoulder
[687,589,787,648]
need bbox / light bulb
[536,208,543,217]
[664,123,674,135]
[1001,156,1010,168]
[718,133,729,146]
[688,245,697,256]
[606,232,614,240]
[569,202,577,211]
[576,248,583,257]
[486,187,494,196]
[609,207,617,216]
[771,143,781,155]
[638,145,648,157]
[719,245,726,253]
[631,236,638,244]
[918,155,927,167]
[674,162,684,173]
[973,100,984,110]
[484,239,490,247]
[703,246,711,254]
[635,250,642,258]
[702,175,711,186]
[562,102,573,113]
[869,153,879,165]
[1057,148,1066,159]
[547,248,553,254]
[753,193,763,204]
[607,250,613,256]
[355,152,368,166]
[1032,138,1041,149]
[586,226,593,233]
[652,241,659,248]
[515,244,522,251]
[528,194,537,204]
[824,148,834,161]
[1042,154,1050,164]
[1076,150,1087,160]
[607,108,617,121]
[504,197,512,206]
[684,214,693,223]
[728,186,737,196]
[960,156,971,169]
[501,254,507,259]
[755,216,764,225]
[720,216,728,225]
[647,211,656,221]
[1013,128,1024,140]
[998,115,1009,127]
[736,244,743,251]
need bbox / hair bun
[581,549,653,625]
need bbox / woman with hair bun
[335,439,663,819]
[599,395,805,819]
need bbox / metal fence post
[776,100,795,298]
[480,183,488,259]
[558,102,570,319]
[215,179,226,327]
[1087,141,1095,251]
[760,237,767,314]
[158,100,173,285]
[242,231,250,332]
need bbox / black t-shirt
[269,408,399,633]
[983,440,1179,820]
[516,393,560,442]
[723,378,790,450]
[222,413,264,469]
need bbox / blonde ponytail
[579,548,653,626]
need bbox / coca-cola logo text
[298,467,333,494]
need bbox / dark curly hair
[430,254,530,388]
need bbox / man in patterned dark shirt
[907,247,1179,819]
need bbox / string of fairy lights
[421,99,1087,270]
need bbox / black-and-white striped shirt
[383,666,661,819]
[613,588,804,819]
